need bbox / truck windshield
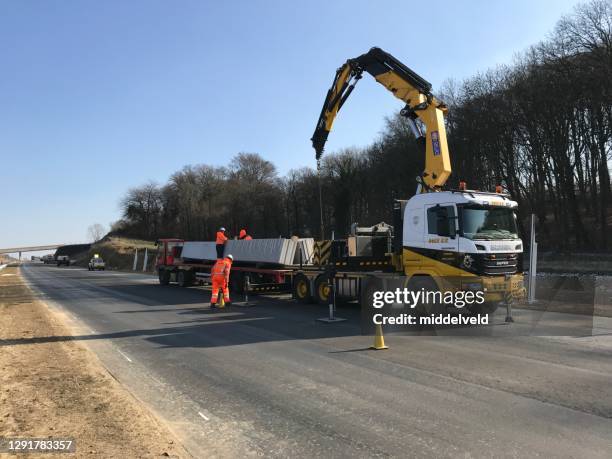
[460,205,518,240]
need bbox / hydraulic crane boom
[311,47,452,190]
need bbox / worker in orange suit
[238,229,253,240]
[210,254,233,308]
[215,226,228,259]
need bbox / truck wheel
[314,274,332,305]
[177,271,193,287]
[361,276,383,310]
[360,276,383,335]
[292,274,312,303]
[158,269,170,285]
[407,275,443,315]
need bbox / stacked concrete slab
[181,238,314,266]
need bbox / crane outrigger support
[311,47,452,190]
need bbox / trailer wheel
[293,274,312,303]
[177,270,192,287]
[158,269,170,285]
[314,274,332,305]
[229,272,244,294]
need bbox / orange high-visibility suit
[215,230,228,259]
[210,257,232,305]
[239,229,253,240]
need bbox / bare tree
[87,223,106,242]
[115,1,611,250]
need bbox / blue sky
[0,0,582,251]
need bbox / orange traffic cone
[370,323,388,350]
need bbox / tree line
[115,1,611,251]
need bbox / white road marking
[118,350,133,363]
[198,411,210,421]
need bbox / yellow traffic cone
[370,323,388,350]
[218,295,226,309]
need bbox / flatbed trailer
[156,216,524,315]
[155,238,397,303]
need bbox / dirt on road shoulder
[0,266,187,458]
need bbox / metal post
[142,248,148,272]
[133,248,138,271]
[328,278,335,320]
[504,274,514,323]
[528,214,538,304]
[244,275,250,304]
[316,272,346,323]
[234,274,254,307]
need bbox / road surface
[17,264,612,458]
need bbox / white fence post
[528,214,538,304]
[142,248,148,272]
[133,248,138,271]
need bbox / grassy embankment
[73,237,158,272]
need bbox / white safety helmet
[226,254,233,261]
[219,227,226,231]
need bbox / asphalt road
[17,264,612,458]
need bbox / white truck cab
[398,190,524,300]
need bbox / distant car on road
[42,254,54,264]
[56,255,70,266]
[88,257,105,271]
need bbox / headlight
[515,243,522,250]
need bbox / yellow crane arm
[311,47,451,190]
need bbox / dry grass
[0,267,186,458]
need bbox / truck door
[424,203,459,257]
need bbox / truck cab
[156,239,184,268]
[398,189,524,304]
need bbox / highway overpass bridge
[0,244,66,258]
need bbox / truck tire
[292,274,312,304]
[158,269,170,285]
[360,276,383,335]
[177,270,191,287]
[314,274,332,305]
[407,275,443,315]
